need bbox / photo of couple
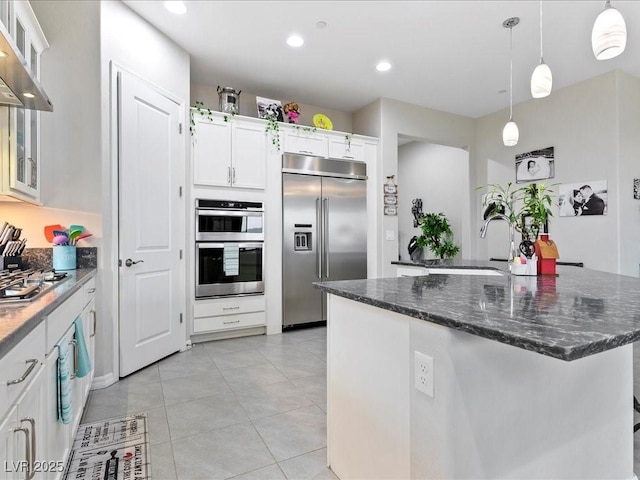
[559,180,608,217]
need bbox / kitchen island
[315,262,639,479]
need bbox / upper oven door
[196,242,264,298]
[196,210,264,241]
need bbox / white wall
[191,83,353,133]
[354,97,476,277]
[617,72,640,277]
[397,142,469,261]
[100,0,190,380]
[475,71,621,273]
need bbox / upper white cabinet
[329,136,365,161]
[192,110,266,189]
[283,129,328,157]
[0,0,48,204]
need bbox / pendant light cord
[539,0,544,62]
[509,25,513,120]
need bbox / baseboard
[91,372,116,390]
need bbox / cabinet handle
[232,167,236,184]
[7,359,38,386]
[342,155,355,159]
[69,339,78,379]
[91,310,97,337]
[87,287,96,294]
[299,150,313,155]
[21,417,36,480]
[223,319,240,325]
[28,157,37,189]
[227,166,231,184]
[13,426,31,479]
[222,306,240,311]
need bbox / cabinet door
[43,347,70,480]
[0,405,19,480]
[193,116,231,186]
[15,365,48,480]
[81,299,96,400]
[283,130,328,157]
[231,122,266,189]
[328,137,365,161]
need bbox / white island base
[326,294,634,479]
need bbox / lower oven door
[196,242,264,298]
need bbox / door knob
[125,258,144,267]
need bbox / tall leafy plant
[416,212,460,259]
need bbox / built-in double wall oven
[195,199,264,298]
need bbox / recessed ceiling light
[287,35,304,47]
[0,51,7,58]
[316,21,327,29]
[164,1,186,15]
[23,92,35,98]
[376,61,392,72]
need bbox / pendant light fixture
[531,1,552,98]
[592,0,627,60]
[502,17,519,147]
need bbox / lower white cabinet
[0,275,97,480]
[193,295,265,334]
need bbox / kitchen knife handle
[323,197,329,278]
[316,197,322,279]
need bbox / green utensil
[68,230,82,245]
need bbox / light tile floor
[84,328,640,479]
[82,326,336,480]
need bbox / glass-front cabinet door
[2,1,45,202]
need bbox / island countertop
[0,268,97,360]
[314,261,640,361]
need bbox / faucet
[480,214,517,264]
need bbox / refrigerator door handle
[323,197,329,278]
[316,197,322,279]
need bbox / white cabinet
[283,130,328,157]
[329,136,365,161]
[192,111,266,189]
[0,1,48,203]
[0,405,19,480]
[193,295,265,334]
[396,265,428,277]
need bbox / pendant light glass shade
[531,1,552,98]
[503,119,519,147]
[531,62,552,98]
[592,1,627,60]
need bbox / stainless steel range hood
[0,21,52,111]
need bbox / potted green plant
[416,212,460,260]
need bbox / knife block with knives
[0,221,27,271]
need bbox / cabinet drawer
[283,131,328,157]
[46,288,85,351]
[0,321,45,413]
[193,311,265,333]
[329,138,365,161]
[194,296,265,318]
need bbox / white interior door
[118,71,184,377]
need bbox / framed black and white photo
[634,179,640,200]
[384,205,397,216]
[256,96,284,122]
[558,180,608,217]
[515,146,555,184]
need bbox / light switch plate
[385,230,395,241]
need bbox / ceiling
[123,1,640,118]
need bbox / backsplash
[22,247,97,270]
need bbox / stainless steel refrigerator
[282,153,367,328]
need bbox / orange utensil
[44,224,64,243]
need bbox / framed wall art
[558,180,608,217]
[515,146,555,184]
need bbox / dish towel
[56,338,72,424]
[74,317,91,378]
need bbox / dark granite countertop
[315,261,640,361]
[0,269,97,360]
[392,259,502,270]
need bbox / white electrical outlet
[414,351,434,398]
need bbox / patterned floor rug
[64,413,149,480]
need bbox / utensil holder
[53,246,76,271]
